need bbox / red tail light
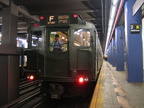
[78,76,89,84]
[79,77,84,83]
[27,75,35,81]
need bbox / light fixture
[105,0,120,54]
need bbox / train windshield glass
[74,29,90,46]
[31,31,42,47]
[49,31,68,52]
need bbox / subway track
[33,85,95,108]
[6,95,92,108]
[19,79,42,96]
[31,95,92,108]
[0,79,43,108]
[1,79,95,108]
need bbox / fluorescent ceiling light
[105,0,120,54]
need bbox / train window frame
[31,30,43,48]
[48,30,69,52]
[73,29,91,47]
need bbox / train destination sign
[39,14,80,26]
[130,24,140,34]
[47,15,69,25]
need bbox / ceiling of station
[1,0,112,49]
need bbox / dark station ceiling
[12,0,112,49]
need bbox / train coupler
[49,83,64,99]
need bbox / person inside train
[51,34,64,52]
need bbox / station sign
[130,24,140,34]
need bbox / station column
[108,42,112,64]
[124,0,143,82]
[112,38,116,67]
[0,3,20,105]
[115,25,124,71]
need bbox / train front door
[44,29,70,77]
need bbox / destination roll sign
[47,15,69,25]
[39,14,79,26]
[130,24,140,34]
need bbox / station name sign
[47,15,69,25]
[130,24,140,34]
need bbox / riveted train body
[22,14,103,98]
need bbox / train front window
[74,29,90,46]
[49,31,68,52]
[31,31,42,47]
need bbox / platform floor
[90,60,144,108]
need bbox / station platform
[90,61,144,108]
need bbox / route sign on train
[39,14,82,26]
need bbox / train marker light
[27,75,35,80]
[40,16,44,20]
[33,24,39,27]
[73,14,78,18]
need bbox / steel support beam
[0,0,10,6]
[133,0,144,16]
[0,3,20,105]
[18,6,39,22]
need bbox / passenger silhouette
[51,34,64,52]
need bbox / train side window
[49,31,68,52]
[74,29,90,46]
[31,31,42,48]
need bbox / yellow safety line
[89,69,104,108]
